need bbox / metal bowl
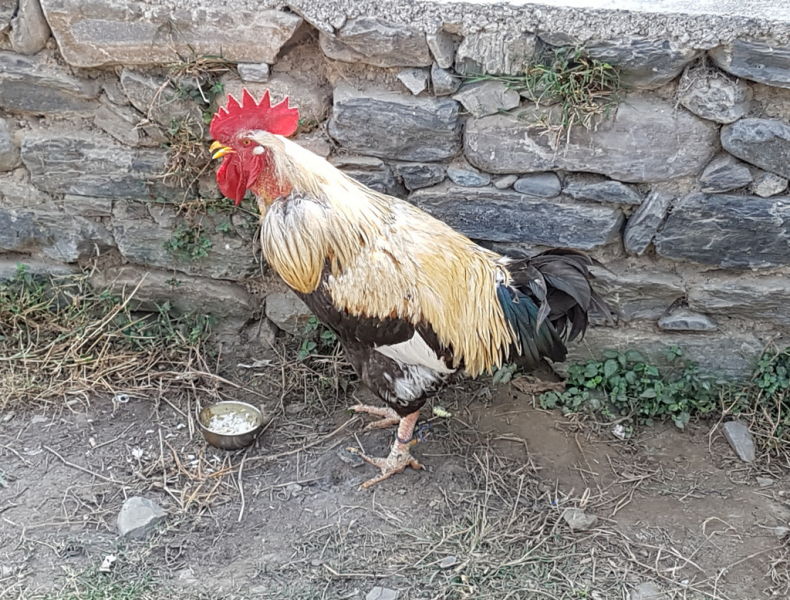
[198,401,264,450]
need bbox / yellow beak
[210,141,234,159]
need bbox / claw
[349,444,423,489]
[349,404,400,430]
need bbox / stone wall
[2,0,789,376]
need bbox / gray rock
[265,290,313,336]
[426,31,457,69]
[775,527,790,539]
[294,131,332,159]
[583,37,700,90]
[0,51,101,114]
[756,477,774,487]
[493,175,518,190]
[392,162,446,191]
[431,64,461,96]
[237,63,270,83]
[750,170,788,197]
[366,587,399,600]
[329,85,461,162]
[464,96,718,182]
[678,68,752,124]
[21,130,170,198]
[90,266,254,323]
[688,276,790,326]
[722,119,790,179]
[631,582,668,600]
[721,421,756,462]
[0,205,115,262]
[240,319,278,352]
[334,155,400,195]
[699,153,753,193]
[658,308,718,332]
[112,201,258,280]
[62,195,113,218]
[0,1,15,33]
[455,31,535,76]
[0,171,50,208]
[623,191,673,256]
[591,268,685,321]
[0,118,20,172]
[711,40,790,89]
[513,173,561,197]
[319,17,431,68]
[446,160,490,187]
[409,184,623,250]
[9,0,51,55]
[117,497,166,540]
[558,325,763,380]
[452,80,520,118]
[222,73,331,126]
[0,257,77,281]
[564,180,643,205]
[93,99,164,148]
[655,193,790,269]
[563,508,598,531]
[40,0,302,67]
[120,69,201,129]
[397,68,430,95]
[343,166,398,196]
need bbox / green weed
[540,346,724,431]
[469,46,622,141]
[164,224,213,261]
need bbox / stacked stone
[1,0,788,373]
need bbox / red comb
[210,89,299,141]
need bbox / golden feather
[251,132,517,377]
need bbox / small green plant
[737,346,790,446]
[540,347,722,430]
[297,316,338,361]
[469,46,622,142]
[164,224,213,261]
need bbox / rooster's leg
[349,403,400,430]
[351,410,423,488]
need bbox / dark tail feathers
[498,249,613,369]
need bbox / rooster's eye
[242,139,251,146]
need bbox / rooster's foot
[349,404,400,430]
[349,444,423,489]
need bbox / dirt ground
[1,357,789,600]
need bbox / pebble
[493,175,518,189]
[116,497,166,539]
[447,160,490,187]
[631,581,668,600]
[337,447,365,467]
[366,587,399,600]
[285,483,303,494]
[439,555,457,569]
[431,64,461,96]
[721,421,756,462]
[756,477,774,487]
[563,508,598,531]
[398,68,430,95]
[237,63,270,83]
[774,526,789,538]
[513,173,561,197]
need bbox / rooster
[209,90,611,488]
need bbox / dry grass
[0,266,215,409]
